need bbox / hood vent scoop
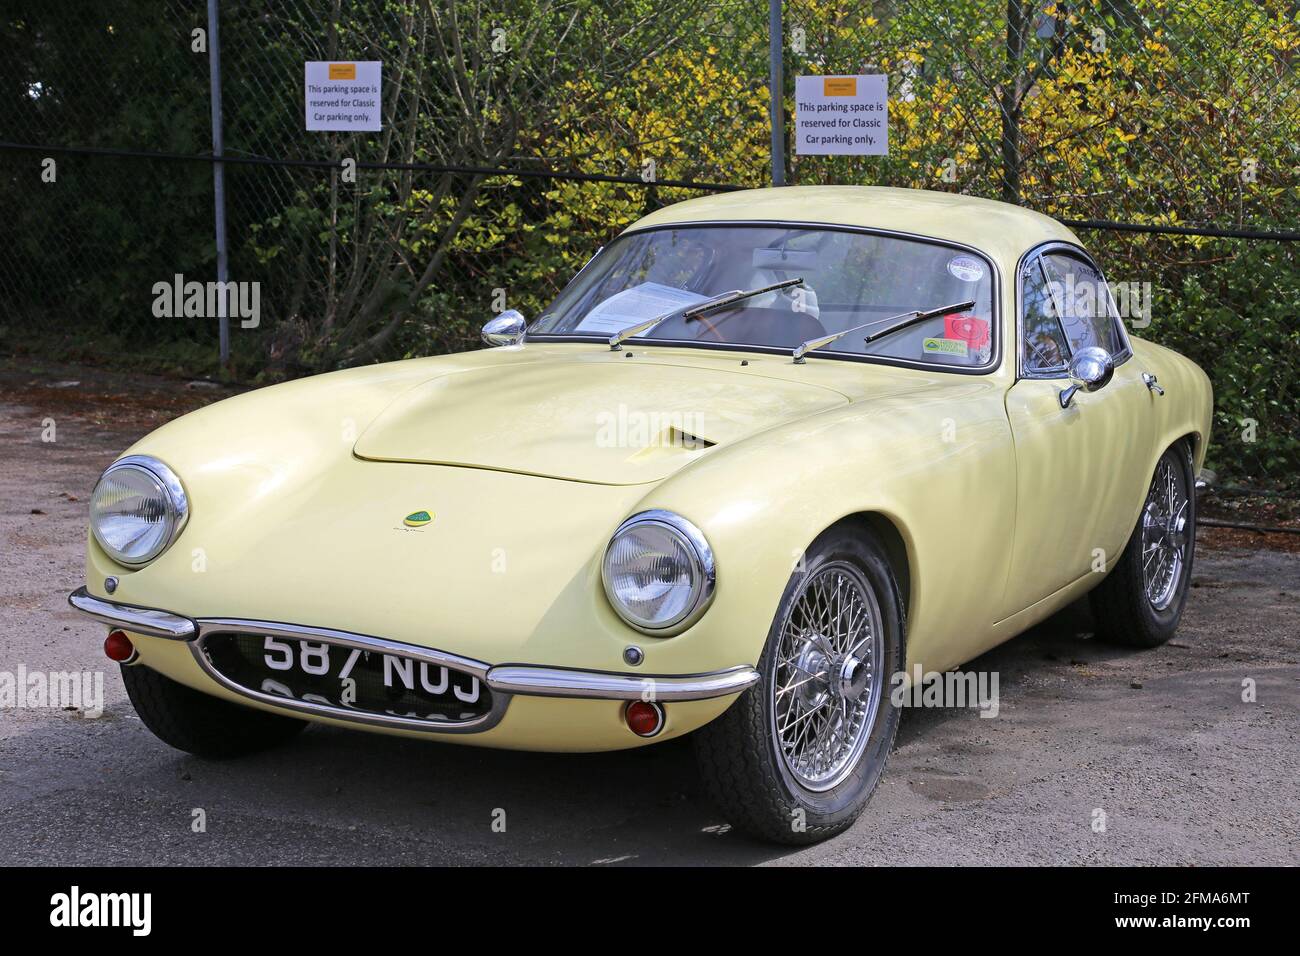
[624,426,718,467]
[665,426,716,451]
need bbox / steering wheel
[1027,339,1062,371]
[691,311,731,342]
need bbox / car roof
[622,185,1083,266]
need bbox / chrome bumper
[67,587,758,710]
[69,587,198,640]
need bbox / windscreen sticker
[944,314,990,349]
[922,337,968,357]
[946,255,985,282]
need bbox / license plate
[203,632,489,722]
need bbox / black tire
[1090,440,1196,648]
[694,524,904,844]
[121,663,306,759]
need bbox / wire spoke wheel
[770,561,884,792]
[695,527,902,843]
[1140,454,1191,611]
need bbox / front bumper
[69,587,758,738]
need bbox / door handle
[1142,372,1165,396]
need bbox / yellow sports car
[70,186,1212,844]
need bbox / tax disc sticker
[947,255,985,282]
[922,337,969,356]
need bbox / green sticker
[403,510,434,527]
[922,337,968,356]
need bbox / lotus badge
[403,510,434,527]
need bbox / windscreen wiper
[608,277,805,350]
[792,300,976,364]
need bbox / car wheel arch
[814,511,913,624]
[1109,431,1201,569]
[1145,430,1202,503]
[1180,430,1204,472]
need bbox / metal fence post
[769,0,785,186]
[207,0,230,367]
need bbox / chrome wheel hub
[792,641,831,710]
[1141,455,1190,611]
[838,655,869,702]
[771,562,885,792]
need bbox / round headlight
[89,455,189,567]
[602,510,716,635]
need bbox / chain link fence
[0,0,1296,508]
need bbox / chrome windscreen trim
[485,664,758,701]
[67,587,197,640]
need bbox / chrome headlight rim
[90,454,190,568]
[601,509,717,636]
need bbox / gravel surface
[1,367,1297,866]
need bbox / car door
[997,243,1154,621]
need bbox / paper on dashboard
[573,282,708,334]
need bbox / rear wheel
[1091,441,1196,647]
[122,663,306,759]
[694,525,904,844]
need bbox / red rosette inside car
[944,314,990,350]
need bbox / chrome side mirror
[1059,346,1114,408]
[481,310,527,347]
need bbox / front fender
[631,376,1018,674]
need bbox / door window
[1020,257,1069,374]
[1020,248,1128,376]
[1041,253,1125,356]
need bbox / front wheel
[694,525,904,844]
[1090,440,1197,647]
[122,663,307,759]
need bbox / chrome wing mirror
[1059,346,1114,408]
[481,310,527,347]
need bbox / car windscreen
[528,225,997,369]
